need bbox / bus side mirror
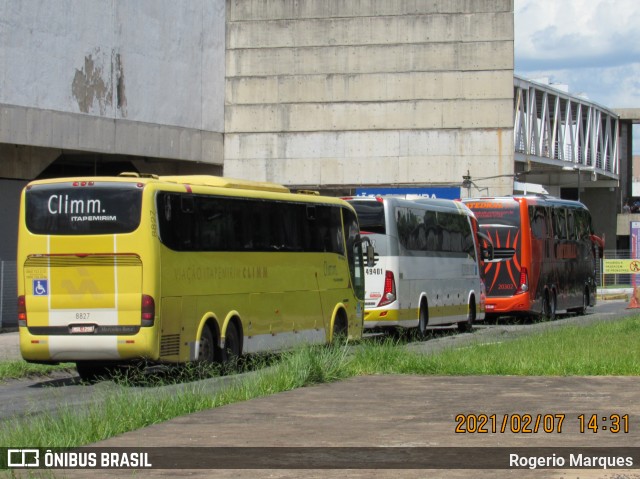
[477,231,494,261]
[357,236,376,267]
[366,242,375,267]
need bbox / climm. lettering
[243,266,268,279]
[48,195,104,215]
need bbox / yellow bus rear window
[25,182,142,235]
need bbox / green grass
[374,318,640,376]
[1,316,640,450]
[0,362,73,382]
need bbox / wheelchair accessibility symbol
[33,280,48,296]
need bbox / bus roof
[462,195,587,209]
[157,175,291,193]
[26,173,290,194]
[347,195,473,214]
[115,172,291,193]
[24,173,354,207]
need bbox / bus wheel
[221,322,241,369]
[458,300,475,333]
[542,290,556,321]
[578,289,589,315]
[197,325,216,363]
[417,303,429,338]
[332,314,348,344]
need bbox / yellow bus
[17,173,368,379]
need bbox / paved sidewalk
[0,330,20,361]
[56,375,640,479]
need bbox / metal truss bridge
[513,74,620,194]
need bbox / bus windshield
[465,200,520,227]
[465,201,521,263]
[25,182,142,235]
[349,200,386,234]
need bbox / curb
[598,294,629,301]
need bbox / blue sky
[514,0,640,154]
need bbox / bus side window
[181,195,194,213]
[424,210,439,251]
[279,204,305,252]
[313,206,343,254]
[179,195,196,250]
[158,193,195,251]
[251,202,271,251]
[529,206,547,239]
[576,209,589,240]
[567,209,577,240]
[552,207,567,240]
[462,217,476,258]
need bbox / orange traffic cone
[627,286,640,309]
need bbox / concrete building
[223,0,514,194]
[1,0,514,195]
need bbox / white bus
[346,197,490,335]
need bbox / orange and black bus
[462,196,599,321]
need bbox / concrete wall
[582,188,617,251]
[0,179,26,328]
[0,0,226,175]
[224,0,515,194]
[0,180,26,261]
[1,0,515,188]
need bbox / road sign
[602,259,640,274]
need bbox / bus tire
[332,312,348,344]
[458,300,475,333]
[542,290,556,321]
[221,322,241,369]
[418,301,429,338]
[578,288,589,315]
[197,325,216,363]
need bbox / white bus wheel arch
[457,296,476,333]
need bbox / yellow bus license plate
[70,325,96,334]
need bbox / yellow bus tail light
[141,294,155,327]
[18,295,27,326]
